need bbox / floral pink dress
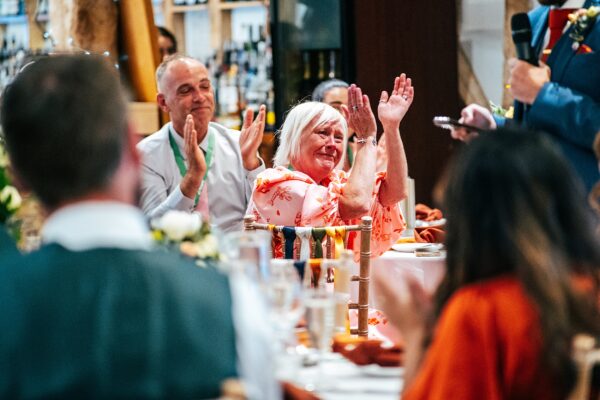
[247,166,405,258]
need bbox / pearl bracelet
[355,136,377,146]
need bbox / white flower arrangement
[151,210,220,263]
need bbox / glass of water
[305,288,336,354]
[265,259,305,341]
[222,230,271,280]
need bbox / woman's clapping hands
[378,73,414,129]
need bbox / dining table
[348,247,446,309]
[282,245,446,399]
[288,351,403,400]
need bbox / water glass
[265,259,304,337]
[222,230,271,280]
[304,288,335,353]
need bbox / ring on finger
[352,105,359,111]
[402,95,408,100]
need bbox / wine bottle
[317,51,325,80]
[328,50,336,79]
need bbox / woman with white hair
[247,74,413,257]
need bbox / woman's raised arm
[377,73,413,206]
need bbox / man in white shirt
[0,54,279,399]
[137,55,266,232]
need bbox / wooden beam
[25,0,45,50]
[458,44,488,107]
[120,0,160,102]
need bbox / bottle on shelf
[317,51,325,80]
[328,50,336,79]
[209,22,273,129]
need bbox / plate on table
[360,364,404,377]
[415,218,446,229]
[391,243,441,253]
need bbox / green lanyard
[168,127,215,207]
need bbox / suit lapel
[548,0,593,81]
[532,6,550,57]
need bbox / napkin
[415,203,443,221]
[282,381,321,400]
[414,227,445,243]
[332,337,404,367]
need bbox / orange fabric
[333,338,404,367]
[414,227,445,243]
[404,276,560,400]
[415,203,443,221]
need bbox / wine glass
[221,230,271,280]
[264,259,304,338]
[303,288,336,391]
[264,259,305,380]
[305,288,335,353]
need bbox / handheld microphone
[511,13,538,66]
[510,12,538,122]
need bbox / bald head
[156,54,207,93]
[155,54,215,138]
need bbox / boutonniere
[151,211,221,266]
[568,6,600,51]
[489,101,514,119]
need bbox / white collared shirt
[137,122,265,233]
[560,0,585,9]
[42,201,153,251]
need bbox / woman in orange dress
[376,128,600,399]
[247,75,413,258]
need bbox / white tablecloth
[372,250,446,295]
[349,250,446,307]
[292,353,402,400]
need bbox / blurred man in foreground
[0,54,278,399]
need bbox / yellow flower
[0,185,21,212]
[151,230,164,242]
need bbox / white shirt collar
[559,0,585,9]
[42,201,153,251]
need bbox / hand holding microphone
[510,13,551,116]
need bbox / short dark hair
[0,54,128,208]
[157,26,178,54]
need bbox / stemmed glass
[304,287,336,391]
[221,230,271,279]
[264,259,305,339]
[263,259,305,380]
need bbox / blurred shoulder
[442,276,534,326]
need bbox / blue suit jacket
[509,0,600,192]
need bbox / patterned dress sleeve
[247,167,404,258]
